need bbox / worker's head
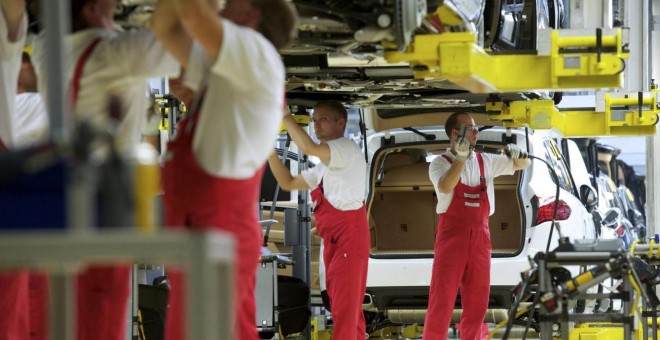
[222,0,298,50]
[71,0,117,32]
[17,52,38,93]
[445,112,478,147]
[312,100,348,142]
[168,69,194,109]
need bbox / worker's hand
[455,137,471,161]
[507,143,522,159]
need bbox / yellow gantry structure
[485,89,659,137]
[384,28,629,93]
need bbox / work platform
[0,230,234,340]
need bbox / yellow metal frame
[384,29,628,93]
[310,317,332,340]
[280,114,311,133]
[485,90,658,137]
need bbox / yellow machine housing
[484,89,659,137]
[384,26,629,93]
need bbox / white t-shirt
[32,28,179,154]
[301,138,366,211]
[0,11,26,148]
[13,92,48,147]
[184,20,285,179]
[429,150,515,215]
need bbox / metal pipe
[40,0,70,142]
[643,0,652,88]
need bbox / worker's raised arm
[437,160,465,194]
[172,0,224,61]
[268,152,311,191]
[436,138,471,194]
[150,0,192,65]
[282,114,331,164]
[0,0,25,44]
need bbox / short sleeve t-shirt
[301,138,366,211]
[185,20,285,179]
[0,11,27,149]
[429,150,514,215]
[33,28,179,154]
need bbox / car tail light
[615,225,626,237]
[532,196,572,226]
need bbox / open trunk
[367,143,524,258]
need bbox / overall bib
[311,180,369,340]
[162,103,264,340]
[423,153,491,340]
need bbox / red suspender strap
[441,154,452,164]
[182,88,207,136]
[476,152,486,190]
[476,152,485,177]
[0,138,7,152]
[71,37,102,107]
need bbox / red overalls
[0,90,48,340]
[311,180,369,340]
[0,141,31,340]
[161,103,264,340]
[70,37,133,340]
[0,273,48,340]
[423,153,491,340]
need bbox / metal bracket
[484,89,659,137]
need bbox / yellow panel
[556,35,618,48]
[569,324,624,340]
[134,159,160,233]
[433,5,465,26]
[280,115,310,133]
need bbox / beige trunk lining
[370,152,523,255]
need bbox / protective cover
[277,275,311,336]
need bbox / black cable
[503,275,532,339]
[522,290,541,339]
[403,127,436,141]
[616,57,627,75]
[525,154,563,254]
[359,110,369,163]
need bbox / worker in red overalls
[268,100,370,340]
[150,0,298,339]
[423,112,530,339]
[29,0,180,339]
[0,2,49,339]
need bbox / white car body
[356,121,597,323]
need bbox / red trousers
[161,108,265,340]
[162,192,263,340]
[0,271,29,340]
[76,265,132,340]
[311,185,369,340]
[0,271,49,340]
